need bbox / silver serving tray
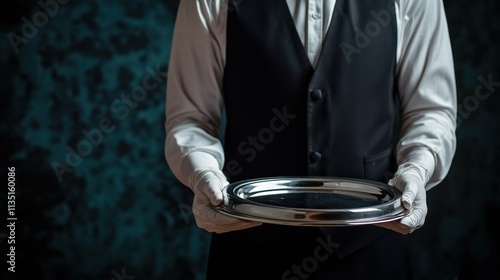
[214,177,410,226]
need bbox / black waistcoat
[209,2,411,278]
[223,0,398,183]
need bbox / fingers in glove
[401,206,426,228]
[207,214,262,234]
[194,202,261,233]
[376,220,413,235]
[192,169,228,205]
[202,178,225,205]
[400,179,419,209]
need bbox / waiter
[165,0,457,279]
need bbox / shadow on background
[0,0,499,279]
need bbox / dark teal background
[1,1,499,279]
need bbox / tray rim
[215,176,410,226]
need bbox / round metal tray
[213,177,410,226]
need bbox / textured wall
[0,0,498,279]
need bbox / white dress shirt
[164,0,457,190]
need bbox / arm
[165,0,227,186]
[381,0,457,234]
[164,0,260,233]
[396,0,457,189]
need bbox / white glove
[383,162,429,234]
[189,168,261,233]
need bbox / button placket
[307,0,323,66]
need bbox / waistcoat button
[309,152,322,163]
[310,89,323,101]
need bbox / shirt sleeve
[164,0,227,187]
[395,0,458,189]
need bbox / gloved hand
[378,162,429,235]
[189,168,261,233]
